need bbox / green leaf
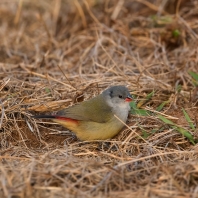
[176,84,182,93]
[150,15,172,26]
[151,129,158,133]
[130,101,137,109]
[189,71,198,86]
[131,108,151,116]
[159,16,172,23]
[130,92,154,116]
[156,101,170,111]
[158,126,165,132]
[158,114,195,145]
[137,91,154,108]
[45,87,51,93]
[157,115,175,125]
[182,108,195,130]
[189,71,198,81]
[176,127,195,145]
[140,127,159,139]
[172,29,180,37]
[141,129,150,139]
[130,101,151,116]
[146,90,155,100]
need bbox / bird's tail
[32,115,56,119]
[32,115,78,125]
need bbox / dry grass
[1,0,198,197]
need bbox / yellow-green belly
[53,117,125,140]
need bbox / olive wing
[57,95,113,123]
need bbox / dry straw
[0,0,198,197]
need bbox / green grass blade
[176,127,195,145]
[140,128,150,139]
[189,71,198,86]
[131,109,151,116]
[156,101,170,111]
[157,114,175,125]
[130,101,151,116]
[137,91,154,108]
[182,108,195,130]
[130,101,137,109]
[45,87,51,93]
[158,114,195,145]
[189,71,198,81]
[172,29,180,37]
[146,90,155,100]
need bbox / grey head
[102,85,132,104]
[102,85,133,121]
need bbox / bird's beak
[125,95,133,102]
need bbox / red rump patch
[55,116,79,124]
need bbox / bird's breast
[112,102,130,122]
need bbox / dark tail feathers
[32,115,56,119]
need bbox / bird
[33,85,133,141]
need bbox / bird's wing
[57,95,113,123]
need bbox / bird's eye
[118,95,123,99]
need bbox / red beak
[125,95,133,102]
